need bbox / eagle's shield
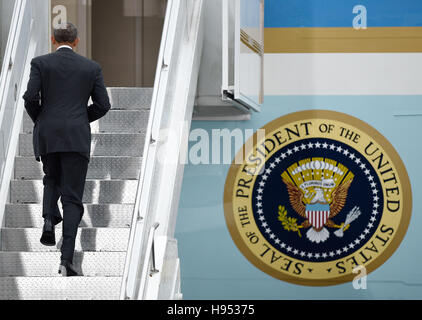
[305,203,330,229]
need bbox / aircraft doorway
[51,0,166,87]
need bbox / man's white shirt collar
[57,45,73,51]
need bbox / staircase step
[15,156,142,180]
[4,204,133,228]
[10,179,138,204]
[19,133,145,157]
[22,110,150,134]
[0,276,121,300]
[0,251,126,277]
[107,87,153,110]
[1,228,130,252]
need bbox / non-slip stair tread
[92,110,150,133]
[19,133,145,157]
[15,156,142,180]
[1,228,130,252]
[0,251,126,277]
[10,179,138,204]
[4,204,134,228]
[107,87,153,110]
[0,277,122,300]
[22,110,150,134]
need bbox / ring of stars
[254,140,382,261]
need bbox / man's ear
[72,37,80,48]
[51,36,56,45]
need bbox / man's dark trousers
[41,152,88,263]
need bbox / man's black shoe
[40,218,55,246]
[58,260,78,277]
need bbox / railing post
[149,222,160,276]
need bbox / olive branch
[278,205,302,237]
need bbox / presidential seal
[224,110,412,286]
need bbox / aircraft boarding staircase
[0,0,204,299]
[0,88,151,299]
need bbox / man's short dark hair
[54,22,78,43]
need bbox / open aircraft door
[222,0,264,112]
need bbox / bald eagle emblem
[281,159,361,243]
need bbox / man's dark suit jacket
[23,47,111,162]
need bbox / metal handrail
[120,0,203,300]
[0,0,48,228]
[137,222,159,299]
[0,0,22,126]
[119,0,177,300]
